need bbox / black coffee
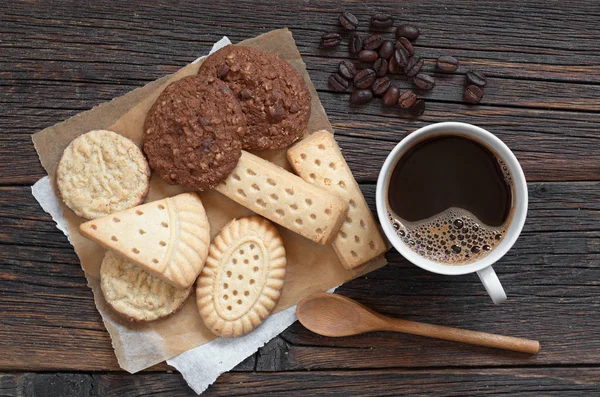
[387,134,514,265]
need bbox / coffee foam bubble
[388,207,507,265]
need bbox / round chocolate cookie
[143,75,246,191]
[197,45,311,150]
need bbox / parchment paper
[31,29,387,380]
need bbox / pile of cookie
[56,45,387,338]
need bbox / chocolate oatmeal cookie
[197,45,311,150]
[143,75,246,191]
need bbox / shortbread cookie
[197,45,311,150]
[56,130,150,220]
[100,250,191,322]
[215,151,349,245]
[80,193,210,289]
[287,131,387,269]
[143,75,246,191]
[197,216,286,337]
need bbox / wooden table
[1,0,599,395]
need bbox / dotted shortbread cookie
[196,216,286,338]
[287,130,388,269]
[57,130,151,220]
[215,151,349,245]
[80,193,210,289]
[100,250,191,322]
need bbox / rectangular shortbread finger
[287,131,387,269]
[215,151,349,245]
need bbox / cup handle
[477,266,507,304]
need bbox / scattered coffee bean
[466,70,487,87]
[354,68,377,89]
[409,99,426,117]
[350,89,373,104]
[339,11,358,31]
[396,37,414,57]
[388,54,403,74]
[321,32,342,48]
[370,13,394,29]
[358,49,379,62]
[339,60,357,79]
[364,34,383,50]
[394,48,409,68]
[464,84,484,104]
[348,32,363,55]
[398,90,417,108]
[413,73,435,90]
[382,85,400,106]
[396,25,420,41]
[378,40,395,59]
[371,77,391,96]
[405,57,423,77]
[328,73,349,92]
[373,58,389,77]
[436,55,459,72]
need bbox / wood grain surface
[1,0,599,395]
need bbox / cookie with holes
[100,250,192,322]
[197,45,311,150]
[196,216,287,338]
[143,75,247,191]
[79,193,210,289]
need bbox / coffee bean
[354,68,376,89]
[321,33,341,48]
[396,37,414,57]
[370,13,394,29]
[437,55,459,72]
[328,73,349,92]
[373,58,388,77]
[371,77,391,96]
[464,84,484,104]
[358,49,378,62]
[409,99,426,117]
[350,89,373,104]
[388,54,403,74]
[466,70,487,87]
[382,85,400,106]
[405,57,423,77]
[398,90,417,108]
[396,25,420,41]
[339,11,358,31]
[364,34,383,50]
[394,48,409,68]
[378,40,395,59]
[339,60,357,80]
[413,73,435,90]
[348,32,363,55]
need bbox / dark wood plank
[1,182,598,371]
[2,368,600,396]
[2,1,600,184]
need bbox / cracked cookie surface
[197,45,311,150]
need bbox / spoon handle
[383,317,540,354]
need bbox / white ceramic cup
[376,122,528,304]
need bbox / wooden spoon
[296,292,540,354]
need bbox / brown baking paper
[32,29,387,373]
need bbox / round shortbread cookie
[100,250,192,322]
[196,216,287,337]
[57,130,150,220]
